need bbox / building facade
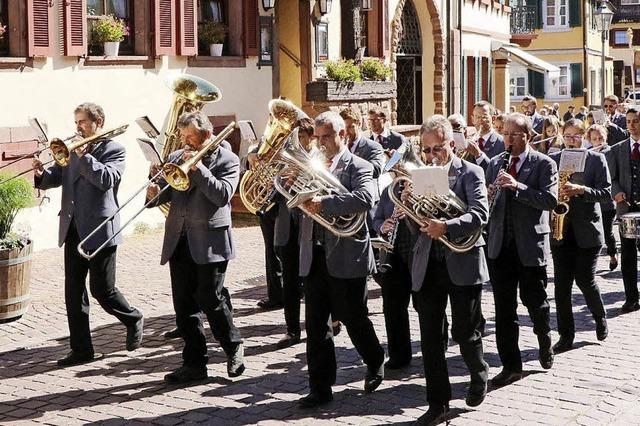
[609,0,640,100]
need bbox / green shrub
[0,173,35,250]
[360,58,392,81]
[324,59,362,82]
[199,21,227,45]
[91,15,129,43]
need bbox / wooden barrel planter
[0,241,32,323]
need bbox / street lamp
[318,0,333,15]
[361,0,373,11]
[595,1,614,106]
[261,0,275,11]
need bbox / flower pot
[210,43,223,56]
[0,241,32,323]
[104,41,120,56]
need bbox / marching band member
[586,124,619,271]
[297,111,385,408]
[366,106,406,151]
[549,119,610,352]
[494,113,507,137]
[609,107,640,313]
[33,102,144,366]
[146,111,245,382]
[520,96,545,135]
[466,101,505,170]
[486,113,558,386]
[532,116,563,155]
[604,95,628,130]
[406,116,490,424]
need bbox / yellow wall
[276,0,302,105]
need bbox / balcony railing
[510,5,537,35]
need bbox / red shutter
[154,0,176,55]
[243,0,259,57]
[27,0,55,56]
[177,0,197,56]
[63,0,87,56]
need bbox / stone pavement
[1,223,640,425]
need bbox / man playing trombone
[33,102,144,367]
[146,111,245,383]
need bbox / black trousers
[489,242,551,372]
[412,257,487,405]
[602,209,617,257]
[620,235,640,305]
[552,244,606,341]
[64,222,142,354]
[378,252,413,364]
[304,246,385,393]
[259,208,283,304]
[275,220,302,335]
[169,236,242,368]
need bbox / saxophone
[551,170,572,241]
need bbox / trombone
[76,122,236,260]
[0,125,129,186]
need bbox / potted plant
[0,22,6,41]
[0,173,35,323]
[91,15,129,56]
[199,20,227,56]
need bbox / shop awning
[492,42,561,81]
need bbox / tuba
[271,145,366,237]
[386,140,481,253]
[239,99,308,215]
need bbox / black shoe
[276,332,301,349]
[552,338,573,354]
[364,363,384,393]
[609,258,618,271]
[595,317,608,341]
[164,365,207,384]
[417,403,448,426]
[227,344,245,377]
[126,317,144,351]
[538,334,554,369]
[257,299,283,310]
[57,351,101,367]
[384,358,411,370]
[621,301,640,313]
[332,321,342,336]
[491,369,523,387]
[466,381,487,407]
[164,327,183,340]
[298,391,333,408]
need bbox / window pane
[548,17,555,26]
[201,1,224,22]
[87,0,105,15]
[106,0,128,18]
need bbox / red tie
[508,157,519,178]
[348,140,355,152]
[632,142,640,161]
[477,137,485,152]
[377,134,383,145]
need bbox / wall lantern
[262,0,275,11]
[361,0,373,11]
[318,0,333,15]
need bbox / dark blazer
[609,138,637,217]
[549,150,611,248]
[35,139,125,251]
[486,148,558,266]
[531,112,545,135]
[612,112,627,130]
[476,131,506,171]
[606,122,629,146]
[351,134,385,203]
[594,145,616,212]
[366,129,406,151]
[298,150,376,279]
[151,146,239,265]
[409,156,489,290]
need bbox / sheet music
[411,166,449,197]
[453,131,468,150]
[559,148,587,173]
[592,109,607,126]
[137,138,162,164]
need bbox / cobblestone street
[1,223,640,425]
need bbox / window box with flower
[90,15,129,57]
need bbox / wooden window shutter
[27,0,55,56]
[528,70,545,98]
[243,0,259,56]
[177,0,197,56]
[154,0,176,56]
[569,0,581,28]
[570,63,583,97]
[63,0,87,56]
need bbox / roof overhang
[492,41,561,81]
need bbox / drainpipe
[459,0,463,115]
[446,0,452,115]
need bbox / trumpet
[76,122,236,260]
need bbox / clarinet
[377,206,400,274]
[487,147,513,218]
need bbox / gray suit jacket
[151,146,239,265]
[609,138,636,216]
[486,148,558,266]
[274,195,302,247]
[549,150,611,248]
[476,131,506,171]
[298,150,376,279]
[531,112,545,135]
[409,156,489,290]
[612,112,627,130]
[35,139,125,251]
[366,130,406,151]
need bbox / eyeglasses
[421,145,446,154]
[563,135,583,141]
[503,132,527,139]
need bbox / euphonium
[386,141,481,253]
[551,170,572,241]
[271,144,366,238]
[239,99,308,215]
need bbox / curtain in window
[108,0,128,19]
[202,0,223,22]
